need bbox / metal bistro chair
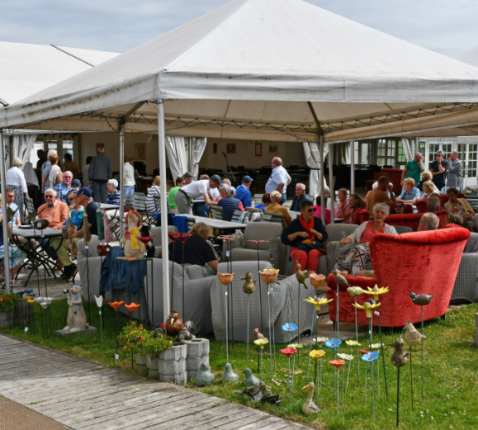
[254,194,264,206]
[24,197,35,224]
[263,212,286,229]
[231,210,249,223]
[153,194,162,213]
[133,192,155,225]
[210,206,225,220]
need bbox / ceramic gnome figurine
[123,210,145,259]
[63,284,89,333]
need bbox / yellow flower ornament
[304,296,333,311]
[352,301,381,318]
[363,285,389,301]
[309,350,326,360]
[254,338,269,349]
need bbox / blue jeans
[193,202,210,217]
[92,180,107,203]
[124,186,135,195]
[280,193,287,205]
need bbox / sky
[0,0,477,59]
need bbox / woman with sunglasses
[394,201,405,214]
[335,202,397,275]
[281,199,328,273]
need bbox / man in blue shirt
[265,157,291,205]
[235,175,253,208]
[290,183,312,211]
[55,171,73,204]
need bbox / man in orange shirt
[38,189,68,228]
[367,176,396,214]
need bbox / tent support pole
[328,144,334,224]
[350,141,355,194]
[0,129,10,294]
[157,100,170,322]
[119,125,125,240]
[319,136,325,223]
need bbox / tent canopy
[3,0,478,142]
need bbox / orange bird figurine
[165,309,183,336]
[253,328,265,341]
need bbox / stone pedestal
[184,338,210,382]
[0,311,13,328]
[146,354,159,378]
[158,344,187,384]
[136,353,147,373]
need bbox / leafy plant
[118,321,148,354]
[143,329,174,356]
[0,293,18,312]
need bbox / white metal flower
[94,295,104,308]
[314,336,329,344]
[337,353,354,361]
[370,343,383,350]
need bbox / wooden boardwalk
[0,335,308,430]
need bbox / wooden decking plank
[233,417,291,430]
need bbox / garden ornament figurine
[241,270,257,294]
[62,284,89,333]
[222,362,239,382]
[123,209,145,259]
[165,309,183,336]
[253,328,265,340]
[302,382,321,415]
[295,262,313,288]
[195,362,215,387]
[244,368,261,387]
[332,269,350,287]
[177,320,196,343]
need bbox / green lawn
[2,300,478,430]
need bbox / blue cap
[71,179,81,187]
[78,187,92,197]
[242,175,253,183]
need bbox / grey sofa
[451,232,478,303]
[210,261,322,344]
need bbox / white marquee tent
[3,0,478,312]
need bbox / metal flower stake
[94,295,104,350]
[295,262,313,362]
[259,268,279,378]
[108,301,124,354]
[288,343,303,385]
[247,239,269,334]
[362,352,379,419]
[241,270,257,363]
[217,273,234,366]
[347,286,364,383]
[337,352,354,396]
[255,338,269,382]
[352,301,381,349]
[309,349,325,406]
[360,349,370,402]
[409,292,433,401]
[332,269,350,340]
[325,339,342,396]
[364,285,389,397]
[282,323,297,346]
[280,347,297,401]
[404,320,426,411]
[329,360,346,415]
[370,343,383,396]
[346,339,361,386]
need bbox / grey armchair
[451,232,478,304]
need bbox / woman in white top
[42,153,62,191]
[146,176,161,213]
[6,157,29,219]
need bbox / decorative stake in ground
[326,339,342,396]
[352,301,381,349]
[362,352,379,419]
[404,319,426,410]
[332,269,350,340]
[247,239,269,333]
[347,287,364,374]
[282,323,297,346]
[338,353,354,395]
[360,349,370,402]
[218,273,235,365]
[281,347,297,401]
[260,268,279,378]
[302,381,321,416]
[108,301,124,353]
[124,302,140,320]
[370,343,383,396]
[387,336,410,427]
[309,349,326,406]
[409,292,433,401]
[346,339,361,385]
[95,295,104,350]
[330,360,346,415]
[255,338,269,383]
[288,343,303,385]
[219,236,238,346]
[241,270,257,363]
[295,262,313,361]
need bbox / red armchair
[326,226,470,327]
[415,198,428,213]
[384,210,448,231]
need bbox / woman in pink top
[313,195,332,225]
[335,202,398,275]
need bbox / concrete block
[148,368,159,378]
[160,372,187,385]
[158,358,186,375]
[159,344,187,361]
[184,338,209,358]
[186,354,208,372]
[136,364,147,374]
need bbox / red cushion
[415,199,428,213]
[326,225,470,327]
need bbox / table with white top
[187,215,247,231]
[97,203,121,210]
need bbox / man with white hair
[265,157,291,205]
[265,191,293,226]
[401,153,425,187]
[217,185,244,221]
[447,151,463,190]
[55,171,73,204]
[418,213,440,232]
[37,188,68,229]
[290,183,312,211]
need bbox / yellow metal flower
[352,301,381,318]
[254,338,269,349]
[304,296,333,311]
[345,340,361,347]
[309,350,326,360]
[363,285,389,301]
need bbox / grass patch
[2,300,478,429]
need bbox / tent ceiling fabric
[4,0,478,142]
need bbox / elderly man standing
[218,186,244,221]
[123,156,136,195]
[235,175,253,208]
[265,157,291,205]
[401,153,425,187]
[290,183,312,211]
[55,171,73,204]
[447,151,463,190]
[89,147,112,203]
[265,191,293,227]
[175,175,221,215]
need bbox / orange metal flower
[125,303,141,312]
[108,301,124,310]
[217,273,235,285]
[309,273,327,289]
[329,359,346,370]
[259,268,279,284]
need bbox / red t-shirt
[359,221,385,243]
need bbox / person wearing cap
[236,176,253,208]
[430,150,448,191]
[265,191,293,226]
[123,155,136,195]
[54,170,74,204]
[88,146,112,203]
[51,187,98,281]
[265,157,291,205]
[183,172,193,185]
[193,174,217,217]
[175,175,221,215]
[106,179,120,205]
[290,183,312,212]
[218,185,244,221]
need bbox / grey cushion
[394,225,413,234]
[325,224,358,242]
[451,232,478,303]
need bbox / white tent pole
[328,144,335,225]
[0,129,10,294]
[319,136,325,222]
[119,125,125,240]
[350,141,355,193]
[157,100,170,322]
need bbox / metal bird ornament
[332,269,350,287]
[409,293,434,306]
[295,263,313,289]
[404,320,426,346]
[241,270,257,294]
[387,336,410,368]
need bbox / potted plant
[143,331,175,378]
[118,321,149,373]
[0,293,19,328]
